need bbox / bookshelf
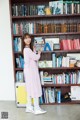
[10,0,80,105]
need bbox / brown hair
[22,33,34,51]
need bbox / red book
[60,39,68,50]
[73,39,80,49]
[67,39,73,50]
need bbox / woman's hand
[38,48,42,54]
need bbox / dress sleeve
[28,48,40,61]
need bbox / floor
[0,101,80,120]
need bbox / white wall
[0,0,15,100]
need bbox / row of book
[39,87,71,104]
[12,1,80,16]
[60,39,80,50]
[14,37,22,52]
[16,55,24,68]
[40,87,56,104]
[40,86,80,104]
[14,37,80,52]
[38,53,80,68]
[15,55,79,69]
[40,71,80,85]
[36,38,80,51]
[13,22,80,34]
[16,71,24,82]
[15,69,80,84]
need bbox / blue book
[37,5,45,15]
[14,38,18,52]
[13,23,16,34]
[57,91,61,103]
[21,4,25,16]
[66,74,69,84]
[44,43,51,51]
[39,96,43,104]
[59,56,62,67]
[52,75,56,84]
[19,56,24,68]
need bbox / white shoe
[26,107,34,114]
[34,108,47,115]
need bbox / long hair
[22,33,34,51]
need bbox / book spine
[57,91,61,103]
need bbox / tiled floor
[0,101,80,120]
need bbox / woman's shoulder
[24,47,30,50]
[24,47,31,52]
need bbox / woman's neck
[25,45,30,48]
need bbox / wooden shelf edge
[14,52,22,54]
[13,32,80,37]
[42,50,80,53]
[42,84,80,87]
[15,67,80,71]
[14,50,80,54]
[15,68,23,71]
[12,14,80,19]
[41,101,80,105]
[39,67,80,70]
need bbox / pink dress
[23,47,42,98]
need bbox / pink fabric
[23,48,42,98]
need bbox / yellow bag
[16,82,34,107]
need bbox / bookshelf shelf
[42,84,80,87]
[14,52,22,54]
[14,50,80,55]
[13,32,80,37]
[10,0,80,106]
[42,50,80,53]
[15,68,23,71]
[12,0,53,3]
[13,34,22,37]
[15,67,80,71]
[39,67,80,71]
[32,32,80,36]
[12,14,80,19]
[42,101,80,105]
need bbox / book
[45,38,54,51]
[67,53,80,60]
[38,60,52,68]
[52,53,56,67]
[16,71,24,82]
[71,86,80,100]
[61,23,67,33]
[34,37,45,52]
[49,1,63,15]
[37,5,45,15]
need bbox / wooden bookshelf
[39,67,80,70]
[15,67,80,71]
[41,101,80,105]
[14,50,80,55]
[42,84,80,87]
[12,14,80,19]
[13,32,80,37]
[15,68,23,71]
[10,0,80,106]
[42,50,80,53]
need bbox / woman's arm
[28,48,41,61]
